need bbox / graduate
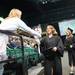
[40,25,64,75]
[64,27,75,75]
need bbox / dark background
[0,0,75,33]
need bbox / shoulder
[54,35,61,40]
[54,36,63,43]
[73,35,75,40]
[12,17,21,21]
[3,17,20,23]
[41,36,47,42]
[73,35,75,38]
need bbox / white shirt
[0,34,8,54]
[0,17,41,54]
[0,17,41,37]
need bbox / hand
[70,45,72,48]
[52,47,57,52]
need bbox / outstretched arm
[17,19,41,38]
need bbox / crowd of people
[0,8,75,75]
[7,36,37,49]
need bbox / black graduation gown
[64,36,75,66]
[40,36,64,75]
[40,36,64,60]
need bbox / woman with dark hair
[40,25,64,75]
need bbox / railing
[0,30,28,75]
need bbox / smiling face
[66,29,72,36]
[46,25,55,35]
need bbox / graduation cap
[67,27,73,33]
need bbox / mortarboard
[67,27,73,33]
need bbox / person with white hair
[0,8,41,75]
